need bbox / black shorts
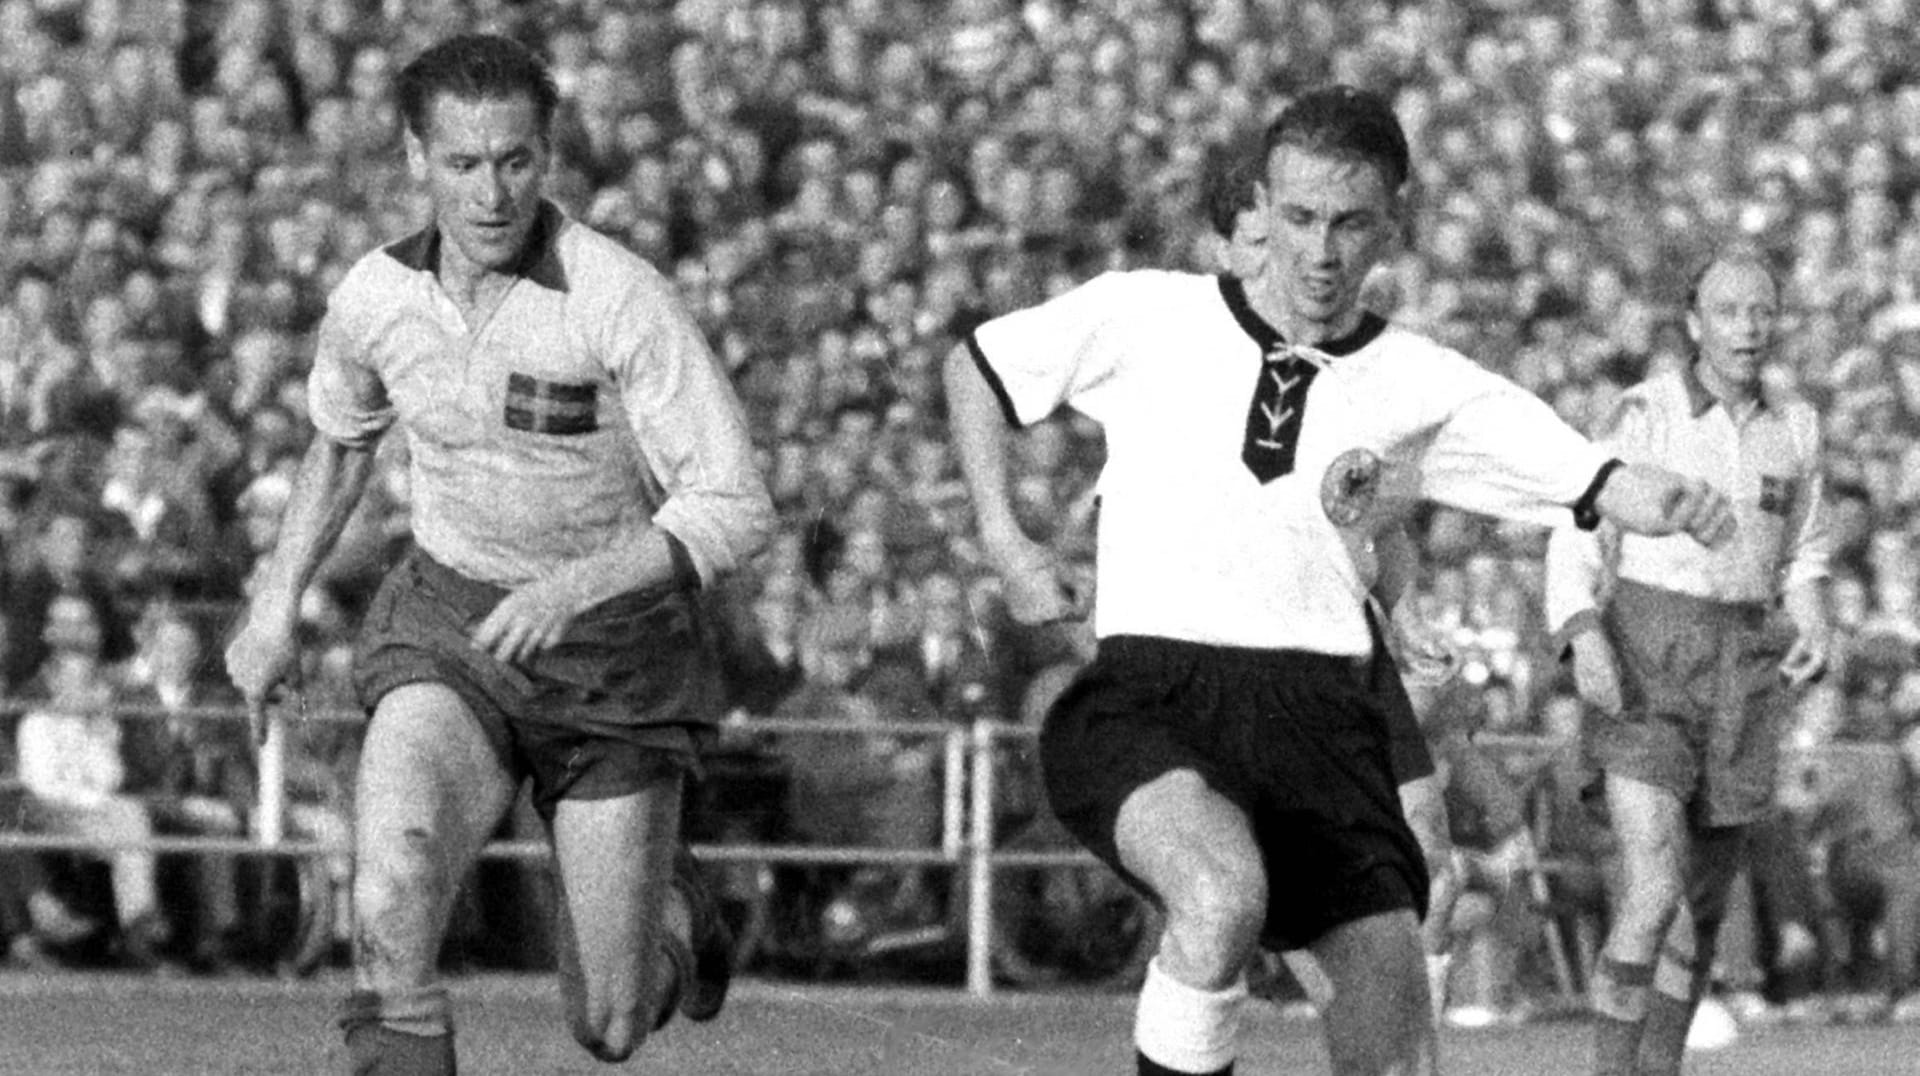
[354,548,722,819]
[1040,635,1428,952]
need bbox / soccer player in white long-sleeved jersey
[1544,250,1831,1076]
[946,86,1737,1076]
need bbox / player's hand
[1596,465,1737,547]
[1570,631,1624,716]
[991,541,1089,626]
[1661,475,1737,548]
[1779,626,1831,689]
[224,606,300,746]
[471,577,584,665]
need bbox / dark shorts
[1588,580,1794,828]
[1039,634,1429,952]
[354,548,722,819]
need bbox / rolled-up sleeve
[605,269,774,585]
[307,264,396,449]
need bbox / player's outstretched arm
[943,343,1085,625]
[225,435,378,742]
[1592,462,1736,548]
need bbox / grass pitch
[2,972,1917,1075]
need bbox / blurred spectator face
[122,267,166,326]
[1687,258,1777,397]
[923,176,970,234]
[37,209,83,270]
[831,406,880,459]
[37,513,95,586]
[83,294,132,364]
[230,330,288,414]
[1832,573,1869,629]
[626,154,672,215]
[769,441,811,504]
[42,593,103,658]
[809,447,862,511]
[9,273,57,340]
[239,471,293,553]
[405,90,550,278]
[1037,164,1080,225]
[842,168,882,221]
[146,613,203,688]
[105,424,159,493]
[348,48,393,105]
[844,526,888,583]
[904,437,954,489]
[243,405,299,471]
[189,96,236,158]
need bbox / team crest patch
[1321,447,1381,527]
[1759,474,1796,516]
[505,373,598,435]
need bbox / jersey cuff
[964,329,1025,429]
[1570,458,1625,531]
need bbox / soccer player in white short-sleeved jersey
[946,86,1737,1076]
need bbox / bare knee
[1159,857,1266,985]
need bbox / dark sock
[1135,1050,1232,1076]
[1636,991,1695,1076]
[1590,958,1654,1076]
[340,990,457,1076]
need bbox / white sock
[1135,957,1247,1074]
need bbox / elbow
[674,485,777,585]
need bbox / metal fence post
[965,717,997,998]
[255,709,287,847]
[942,726,966,860]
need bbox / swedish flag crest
[1759,474,1795,516]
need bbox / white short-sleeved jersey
[968,270,1611,655]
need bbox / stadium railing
[0,700,1903,999]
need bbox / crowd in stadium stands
[1,0,1920,1018]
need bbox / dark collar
[1680,357,1765,418]
[382,200,569,291]
[1217,274,1386,358]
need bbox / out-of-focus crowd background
[5,0,1920,1025]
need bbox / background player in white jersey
[224,34,773,1075]
[946,85,1737,1076]
[1545,250,1831,1076]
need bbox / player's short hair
[1683,246,1781,311]
[1261,85,1410,194]
[396,33,559,144]
[1200,132,1266,239]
